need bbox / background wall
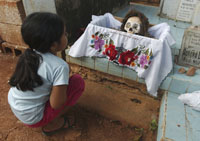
[0,0,26,46]
[55,0,130,44]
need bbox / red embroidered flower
[134,55,138,60]
[118,50,135,65]
[103,44,117,60]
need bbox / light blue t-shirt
[8,52,69,125]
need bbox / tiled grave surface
[66,50,200,95]
[66,3,200,141]
[157,92,200,141]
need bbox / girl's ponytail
[9,49,43,91]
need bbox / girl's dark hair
[9,12,65,91]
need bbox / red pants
[26,74,85,128]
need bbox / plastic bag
[178,91,200,111]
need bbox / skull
[124,17,141,34]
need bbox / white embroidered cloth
[69,13,175,97]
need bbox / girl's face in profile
[58,27,68,51]
[51,27,68,53]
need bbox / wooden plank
[130,1,160,7]
[2,42,27,56]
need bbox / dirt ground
[0,53,157,141]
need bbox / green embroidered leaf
[99,34,103,39]
[109,39,114,45]
[131,47,138,54]
[95,31,99,36]
[137,64,140,67]
[145,48,149,55]
[106,40,108,44]
[144,65,148,69]
[140,45,145,50]
[138,51,141,56]
[150,50,153,56]
[104,33,109,39]
[90,45,94,48]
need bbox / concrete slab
[165,92,186,141]
[157,91,200,141]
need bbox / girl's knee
[70,74,85,90]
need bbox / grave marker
[178,26,200,68]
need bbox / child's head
[9,12,67,91]
[21,12,67,53]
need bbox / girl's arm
[49,85,68,109]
